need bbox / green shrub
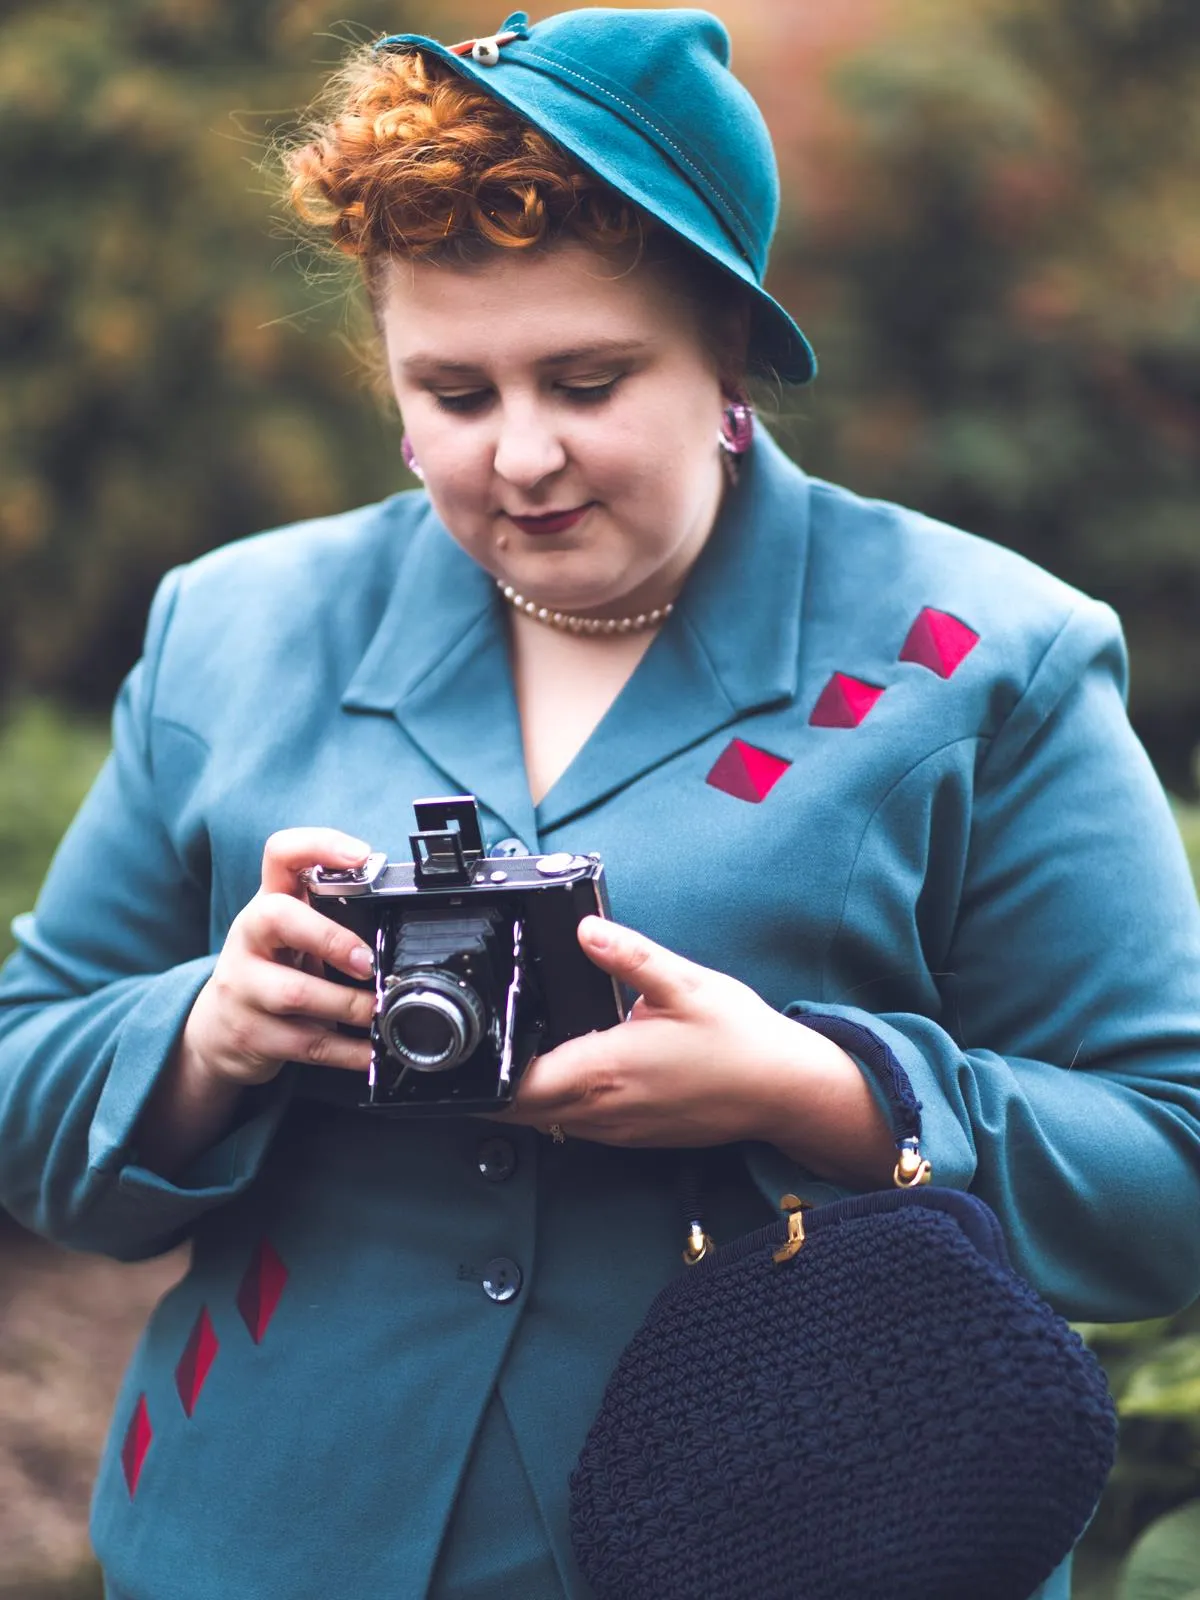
[1175,802,1200,885]
[0,699,109,961]
[1076,1301,1200,1597]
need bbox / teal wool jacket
[2,433,1199,1600]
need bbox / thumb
[576,916,702,1010]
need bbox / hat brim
[383,37,817,385]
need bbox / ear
[718,297,754,398]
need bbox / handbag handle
[679,1014,932,1264]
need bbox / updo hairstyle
[284,44,751,387]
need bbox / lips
[505,503,592,536]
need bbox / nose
[492,399,567,490]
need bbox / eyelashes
[432,378,621,415]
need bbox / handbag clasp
[682,1221,715,1265]
[773,1193,811,1263]
[893,1139,933,1188]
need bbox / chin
[497,560,634,615]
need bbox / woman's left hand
[502,917,896,1185]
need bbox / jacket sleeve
[0,571,291,1260]
[790,598,1200,1322]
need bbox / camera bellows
[380,911,504,1073]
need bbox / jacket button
[489,837,528,858]
[481,1256,522,1303]
[477,1137,518,1183]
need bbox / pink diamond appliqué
[706,738,792,803]
[237,1239,288,1345]
[121,1393,152,1497]
[899,608,979,678]
[176,1306,219,1418]
[809,673,885,729]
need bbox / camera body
[305,796,624,1114]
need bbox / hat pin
[450,10,529,66]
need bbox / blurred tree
[767,0,1200,792]
[0,0,480,714]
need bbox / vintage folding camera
[304,796,625,1114]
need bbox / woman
[1,9,1198,1599]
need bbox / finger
[509,1021,668,1116]
[260,827,372,897]
[255,1017,375,1074]
[243,892,375,980]
[254,962,377,1030]
[576,916,704,1010]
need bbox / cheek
[417,430,492,515]
[611,406,717,516]
[599,398,712,492]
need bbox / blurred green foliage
[1175,804,1200,884]
[0,1563,104,1600]
[0,0,461,715]
[1115,1501,1200,1600]
[0,1564,104,1600]
[772,0,1200,793]
[0,701,109,957]
[1076,1305,1200,1598]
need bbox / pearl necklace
[497,582,673,636]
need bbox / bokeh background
[0,0,1198,1595]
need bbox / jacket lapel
[340,431,811,844]
[340,503,541,849]
[536,430,811,830]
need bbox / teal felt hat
[374,8,817,384]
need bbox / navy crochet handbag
[569,1029,1118,1600]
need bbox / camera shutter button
[535,852,579,876]
[481,1256,522,1303]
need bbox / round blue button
[481,1256,522,1303]
[477,1138,518,1183]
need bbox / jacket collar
[341,429,810,841]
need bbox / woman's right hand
[180,828,379,1090]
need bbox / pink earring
[401,433,425,483]
[718,398,754,484]
[718,398,755,457]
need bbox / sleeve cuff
[87,954,294,1223]
[784,1001,979,1192]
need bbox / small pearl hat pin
[448,9,529,66]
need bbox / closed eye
[430,375,622,415]
[560,377,619,404]
[432,389,491,415]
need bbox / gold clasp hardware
[682,1222,714,1266]
[893,1143,933,1188]
[773,1193,811,1263]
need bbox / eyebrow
[400,338,652,376]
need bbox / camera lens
[392,1004,456,1062]
[379,972,486,1072]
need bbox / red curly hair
[284,44,750,381]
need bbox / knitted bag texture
[569,1187,1116,1600]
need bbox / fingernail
[340,837,372,859]
[349,946,373,976]
[583,917,610,951]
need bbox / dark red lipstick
[506,503,592,536]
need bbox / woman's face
[380,241,729,618]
